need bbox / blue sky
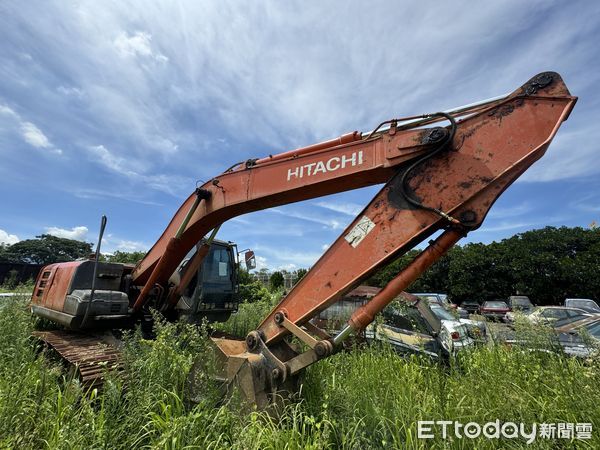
[1,1,599,271]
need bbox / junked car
[505,306,589,325]
[373,297,475,356]
[460,300,480,315]
[414,292,469,318]
[413,293,450,306]
[507,295,534,313]
[553,314,600,358]
[314,287,476,357]
[415,294,484,336]
[429,303,486,342]
[479,300,511,321]
[564,298,600,314]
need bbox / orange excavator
[30,72,576,407]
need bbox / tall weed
[0,294,598,449]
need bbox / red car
[479,300,511,321]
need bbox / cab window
[204,247,232,281]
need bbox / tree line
[0,234,146,265]
[368,226,600,305]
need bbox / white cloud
[472,214,569,235]
[316,201,363,217]
[0,229,19,245]
[87,144,191,196]
[3,1,595,201]
[487,202,532,219]
[115,239,148,252]
[1,0,599,274]
[270,208,346,230]
[114,31,168,62]
[45,226,89,241]
[253,244,321,268]
[70,187,162,205]
[520,125,600,182]
[572,196,600,213]
[253,255,269,271]
[95,233,149,254]
[89,144,138,178]
[57,85,84,98]
[1,103,62,155]
[20,122,50,148]
[474,221,538,233]
[0,104,18,118]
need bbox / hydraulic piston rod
[333,228,464,345]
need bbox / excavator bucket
[187,334,300,410]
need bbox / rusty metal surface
[207,334,298,410]
[33,330,122,389]
[30,261,85,314]
[345,285,381,298]
[132,126,435,285]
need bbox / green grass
[0,282,34,295]
[0,293,599,448]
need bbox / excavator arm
[134,72,575,407]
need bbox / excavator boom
[188,72,576,407]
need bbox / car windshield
[512,298,531,306]
[553,316,587,328]
[586,321,600,339]
[430,305,456,321]
[485,301,507,308]
[569,300,600,312]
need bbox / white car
[427,304,476,352]
[365,300,475,357]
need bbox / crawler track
[33,330,122,390]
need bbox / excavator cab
[175,239,239,323]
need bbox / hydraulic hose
[399,112,459,224]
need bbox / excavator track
[33,330,123,390]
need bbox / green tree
[236,267,270,303]
[447,243,512,303]
[369,226,600,305]
[367,248,453,294]
[295,268,308,283]
[0,244,8,262]
[1,234,92,265]
[239,281,271,303]
[499,226,600,304]
[269,271,284,290]
[106,250,146,264]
